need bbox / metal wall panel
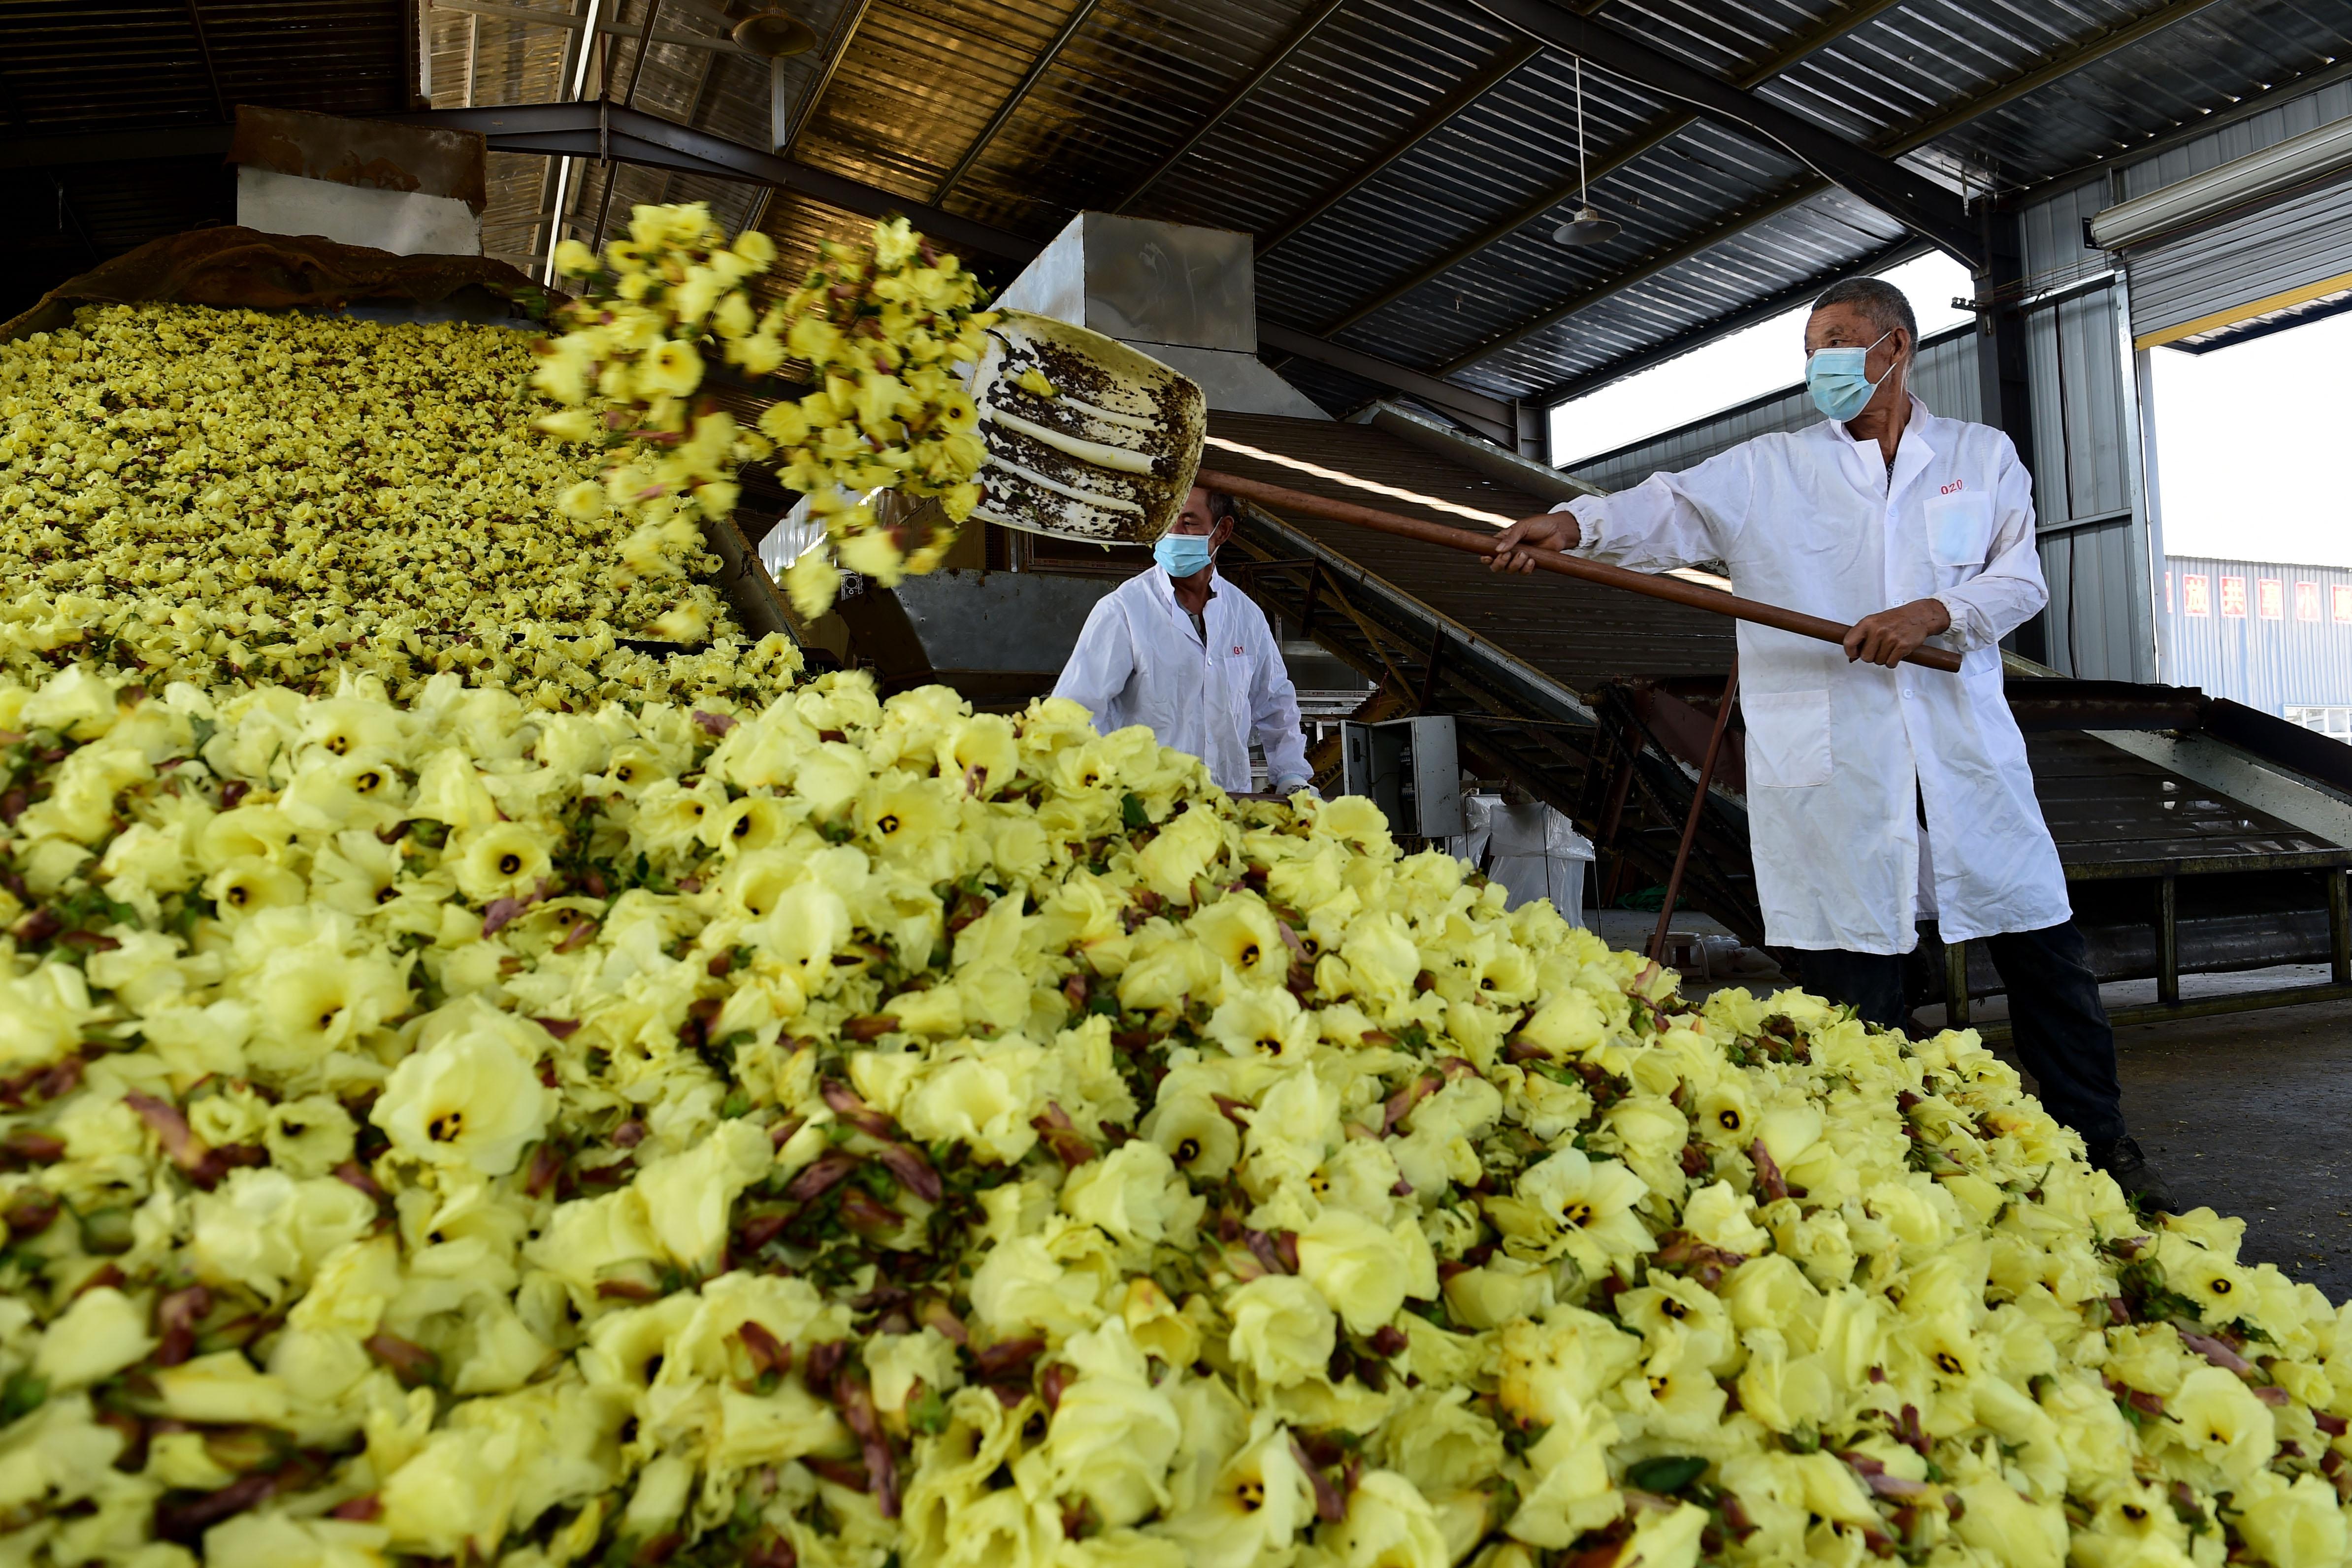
[1909,327,1985,423]
[2022,285,2129,524]
[2163,555,2352,715]
[2039,518,2144,682]
[1568,326,1980,495]
[2020,178,2116,291]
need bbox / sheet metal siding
[2039,518,2143,682]
[2164,555,2352,714]
[2125,165,2352,341]
[2020,178,2118,291]
[1566,326,1981,495]
[2022,281,2133,526]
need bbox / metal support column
[2157,874,2180,1006]
[1587,722,1640,908]
[2330,869,2350,985]
[1649,662,1738,964]
[1973,193,2045,664]
[1945,940,1970,1029]
[1416,624,1446,711]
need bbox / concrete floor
[1586,905,2352,1306]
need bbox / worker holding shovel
[1488,277,2171,1213]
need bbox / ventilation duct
[991,212,1328,421]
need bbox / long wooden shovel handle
[1196,467,1966,675]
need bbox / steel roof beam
[1533,234,1929,408]
[933,0,1103,203]
[380,105,1504,438]
[1464,0,1980,266]
[1314,0,1912,337]
[184,0,229,124]
[1432,0,2231,384]
[1114,0,1350,214]
[392,101,1041,262]
[1256,36,1544,258]
[1441,181,1829,378]
[1877,0,2233,155]
[782,0,875,154]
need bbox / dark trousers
[1797,921,2126,1146]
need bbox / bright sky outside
[1548,252,1976,468]
[2147,310,2352,568]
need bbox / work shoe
[2088,1136,2176,1216]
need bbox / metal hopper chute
[968,310,1205,546]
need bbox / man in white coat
[1490,277,2169,1210]
[1053,486,1316,799]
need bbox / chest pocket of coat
[1925,491,1994,567]
[1743,688,1832,789]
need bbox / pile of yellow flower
[0,300,798,710]
[536,205,994,623]
[0,660,2346,1568]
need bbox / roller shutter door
[2124,173,2352,350]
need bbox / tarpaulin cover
[0,226,550,340]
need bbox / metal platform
[1207,409,2352,1029]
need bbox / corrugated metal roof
[1925,0,2348,180]
[7,0,2350,420]
[1,0,409,133]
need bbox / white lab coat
[1561,395,2068,953]
[1052,565,1314,796]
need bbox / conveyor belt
[1209,410,2352,1025]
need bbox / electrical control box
[1339,715,1464,839]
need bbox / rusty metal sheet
[229,102,490,211]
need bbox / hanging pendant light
[1554,57,1622,247]
[724,0,817,57]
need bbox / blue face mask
[1805,329,1895,422]
[1155,532,1215,578]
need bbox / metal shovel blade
[968,310,1205,546]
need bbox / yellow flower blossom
[0,662,2336,1568]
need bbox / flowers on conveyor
[539,205,995,623]
[0,301,796,709]
[0,659,2346,1568]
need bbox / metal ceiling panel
[1453,185,1907,397]
[9,0,2351,424]
[1924,0,2351,182]
[1297,118,1811,372]
[1251,49,1695,328]
[0,0,409,133]
[1125,0,1521,238]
